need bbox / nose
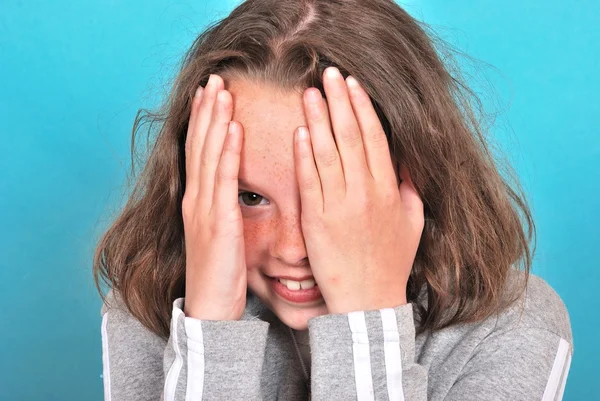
[271,213,309,267]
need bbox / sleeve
[100,290,270,401]
[308,304,427,401]
[307,304,573,401]
[444,327,572,401]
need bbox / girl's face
[226,77,327,330]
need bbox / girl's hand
[294,67,424,314]
[182,74,247,320]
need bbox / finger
[303,88,345,202]
[199,89,233,210]
[186,74,225,196]
[184,86,204,193]
[398,165,424,219]
[322,67,369,189]
[294,126,323,214]
[213,121,243,215]
[346,75,397,188]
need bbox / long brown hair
[94,0,534,338]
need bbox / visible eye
[238,192,269,207]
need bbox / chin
[254,291,329,330]
[274,303,329,330]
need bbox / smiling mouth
[268,275,322,303]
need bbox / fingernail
[195,86,204,99]
[346,75,359,89]
[306,89,322,103]
[296,127,308,142]
[325,67,341,79]
[207,74,215,87]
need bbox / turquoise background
[0,0,597,399]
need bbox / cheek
[243,219,272,269]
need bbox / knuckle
[181,195,196,215]
[182,201,203,231]
[367,130,388,148]
[207,220,220,238]
[351,189,371,209]
[181,206,193,223]
[223,135,237,152]
[301,175,319,191]
[218,207,242,223]
[216,167,236,183]
[212,210,243,237]
[309,108,326,124]
[328,88,345,101]
[340,130,362,147]
[357,196,373,210]
[318,150,339,167]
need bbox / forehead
[225,78,308,162]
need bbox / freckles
[242,219,273,266]
[243,220,263,248]
[272,161,293,185]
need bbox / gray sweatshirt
[100,273,572,400]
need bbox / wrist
[326,293,407,314]
[183,297,245,321]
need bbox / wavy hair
[94,0,534,338]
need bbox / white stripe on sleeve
[101,313,112,401]
[556,352,571,401]
[184,318,206,401]
[556,343,572,401]
[380,308,405,401]
[348,311,375,401]
[164,307,184,401]
[542,338,571,401]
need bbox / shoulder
[495,270,572,343]
[100,289,149,331]
[100,288,126,316]
[100,289,138,330]
[101,288,170,347]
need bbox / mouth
[268,276,322,304]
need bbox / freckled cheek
[242,219,272,272]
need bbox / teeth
[278,278,316,290]
[300,279,316,289]
[287,280,301,291]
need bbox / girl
[94,0,572,400]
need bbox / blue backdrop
[0,1,597,399]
